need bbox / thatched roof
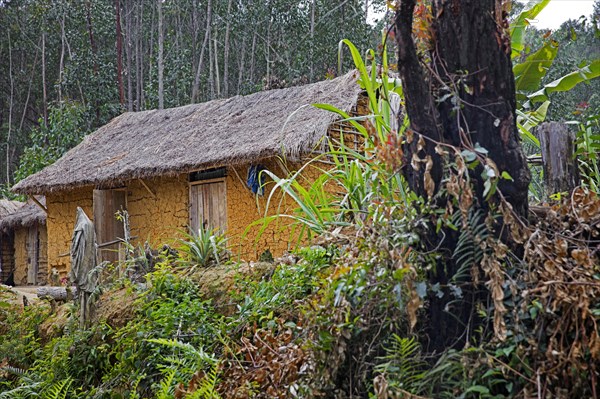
[13,71,363,194]
[0,198,46,232]
[0,200,24,218]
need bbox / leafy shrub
[100,264,223,397]
[0,300,49,372]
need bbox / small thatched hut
[13,71,366,278]
[0,199,24,284]
[0,198,47,285]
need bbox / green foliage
[452,209,489,283]
[574,113,600,190]
[41,378,74,399]
[510,0,551,59]
[510,1,600,200]
[14,102,91,183]
[179,226,229,267]
[100,265,223,397]
[234,245,332,325]
[528,59,600,103]
[373,335,426,394]
[147,338,220,399]
[0,298,49,371]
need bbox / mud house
[0,199,47,285]
[12,71,366,278]
[0,199,24,285]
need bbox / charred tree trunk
[538,122,579,196]
[394,0,531,352]
[396,0,530,213]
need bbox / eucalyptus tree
[0,0,382,188]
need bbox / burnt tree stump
[537,122,580,196]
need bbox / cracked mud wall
[44,160,328,273]
[46,186,94,279]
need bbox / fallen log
[37,286,77,301]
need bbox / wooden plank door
[94,189,127,263]
[27,226,39,285]
[189,180,226,233]
[0,233,15,284]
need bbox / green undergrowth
[2,2,599,396]
[0,247,342,398]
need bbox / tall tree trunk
[58,13,66,103]
[86,0,101,121]
[62,16,85,106]
[6,30,14,185]
[265,6,272,85]
[249,32,257,85]
[137,0,145,110]
[208,23,214,98]
[237,36,246,95]
[222,0,233,97]
[394,0,531,352]
[125,0,133,111]
[19,41,39,132]
[191,0,212,103]
[41,31,48,127]
[310,0,315,80]
[115,0,125,106]
[213,30,220,97]
[157,0,164,109]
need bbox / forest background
[0,0,598,198]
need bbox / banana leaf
[510,0,551,59]
[528,59,600,103]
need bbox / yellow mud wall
[126,176,189,248]
[43,158,337,272]
[38,226,48,285]
[13,228,28,285]
[127,168,317,261]
[46,186,94,279]
[225,95,368,259]
[226,160,324,260]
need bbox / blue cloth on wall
[247,165,266,195]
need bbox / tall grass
[252,37,413,245]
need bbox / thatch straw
[0,198,46,232]
[13,71,363,194]
[0,200,24,218]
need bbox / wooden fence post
[537,122,580,196]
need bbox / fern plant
[155,368,177,399]
[374,335,426,395]
[147,338,220,399]
[41,377,74,399]
[452,209,489,284]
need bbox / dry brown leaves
[520,187,600,392]
[217,322,307,398]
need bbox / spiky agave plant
[178,225,229,267]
